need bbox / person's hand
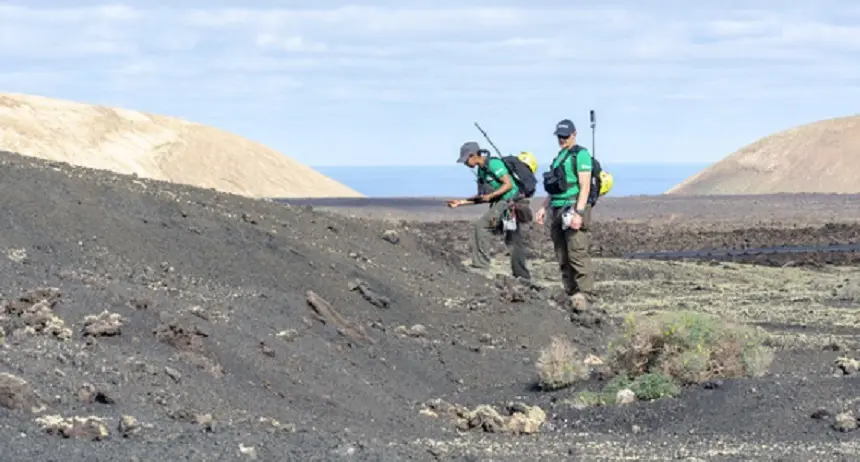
[478,194,492,203]
[535,207,546,225]
[571,212,583,230]
[446,199,463,208]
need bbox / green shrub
[629,372,681,400]
[573,372,680,407]
[607,310,773,385]
[575,391,605,406]
[601,375,633,398]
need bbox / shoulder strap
[481,156,508,183]
[569,145,587,175]
[477,162,492,181]
[554,145,579,169]
[475,150,491,180]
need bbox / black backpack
[543,145,603,207]
[577,152,603,207]
[479,154,537,199]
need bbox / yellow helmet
[598,170,613,196]
[517,151,538,173]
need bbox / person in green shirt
[446,141,531,280]
[535,119,595,309]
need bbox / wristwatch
[575,208,586,215]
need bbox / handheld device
[589,110,596,155]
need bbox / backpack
[542,145,582,196]
[574,148,615,207]
[580,155,603,207]
[544,145,611,207]
[481,154,538,199]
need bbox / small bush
[574,372,680,406]
[575,391,605,406]
[607,310,773,385]
[536,336,589,390]
[601,375,634,399]
[628,372,681,400]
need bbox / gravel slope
[0,150,602,460]
[1,149,858,461]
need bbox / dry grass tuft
[536,336,589,390]
[607,310,774,385]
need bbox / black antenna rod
[473,122,504,157]
[589,110,596,155]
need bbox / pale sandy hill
[0,92,362,198]
[666,115,860,195]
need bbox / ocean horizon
[313,163,710,198]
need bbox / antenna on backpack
[589,110,596,155]
[474,122,504,158]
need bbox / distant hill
[666,115,860,195]
[0,92,362,199]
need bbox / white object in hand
[561,208,575,230]
[502,213,517,231]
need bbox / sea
[313,163,710,198]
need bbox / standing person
[535,119,595,309]
[447,141,531,281]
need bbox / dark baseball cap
[554,119,576,137]
[457,141,481,163]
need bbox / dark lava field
[2,149,860,461]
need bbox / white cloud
[1,2,859,143]
[0,4,139,23]
[110,60,160,76]
[181,6,546,33]
[4,4,857,70]
[255,34,328,52]
[1,1,859,169]
[706,18,781,39]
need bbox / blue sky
[2,0,860,168]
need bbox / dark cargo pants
[470,199,531,280]
[549,205,594,297]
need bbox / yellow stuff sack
[516,151,538,173]
[598,170,613,196]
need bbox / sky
[2,0,860,168]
